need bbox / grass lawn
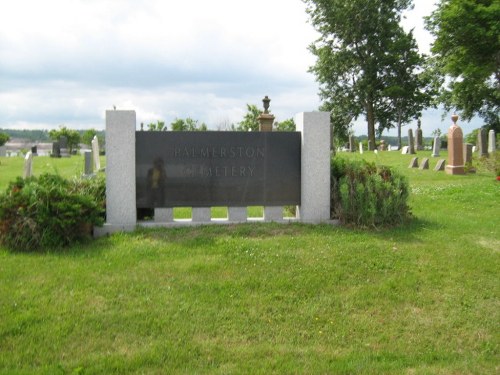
[0,151,499,374]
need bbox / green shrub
[0,174,105,251]
[331,157,410,227]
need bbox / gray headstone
[84,150,93,175]
[416,124,423,151]
[419,158,429,170]
[463,143,473,165]
[51,142,61,158]
[408,157,418,168]
[59,136,70,157]
[431,136,441,157]
[408,129,416,154]
[31,146,38,156]
[434,159,446,171]
[24,151,33,178]
[477,128,488,157]
[488,130,496,153]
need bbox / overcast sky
[0,0,482,136]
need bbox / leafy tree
[236,104,260,131]
[0,132,10,146]
[304,0,428,149]
[275,118,296,131]
[425,0,500,132]
[170,118,207,131]
[147,120,166,131]
[48,126,81,153]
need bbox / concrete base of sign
[228,207,247,222]
[155,208,173,222]
[192,207,211,222]
[264,206,284,222]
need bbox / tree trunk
[397,110,402,149]
[366,101,376,150]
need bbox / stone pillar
[24,151,33,178]
[477,128,488,157]
[431,136,441,157]
[359,142,364,154]
[408,129,416,154]
[105,110,137,225]
[258,96,274,132]
[416,119,424,150]
[488,130,496,154]
[91,135,101,171]
[445,114,465,175]
[295,112,330,223]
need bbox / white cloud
[0,0,484,135]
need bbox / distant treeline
[0,129,105,143]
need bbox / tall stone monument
[431,136,441,157]
[91,135,101,171]
[488,129,496,154]
[408,129,416,154]
[24,151,33,178]
[477,128,488,157]
[416,119,424,151]
[258,96,274,132]
[445,114,465,175]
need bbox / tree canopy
[0,132,9,147]
[425,0,500,131]
[48,126,81,152]
[236,104,260,131]
[304,0,431,148]
[170,118,207,131]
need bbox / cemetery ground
[0,152,498,374]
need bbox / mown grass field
[0,151,499,374]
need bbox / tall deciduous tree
[425,0,500,131]
[48,126,81,153]
[304,0,428,148]
[237,104,260,131]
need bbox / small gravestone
[379,140,387,151]
[24,151,33,178]
[408,129,416,154]
[31,146,38,156]
[51,141,61,158]
[408,157,418,168]
[472,146,477,153]
[401,146,409,154]
[477,128,488,157]
[463,143,476,173]
[83,150,93,176]
[419,158,429,170]
[59,136,70,157]
[445,114,465,175]
[434,159,446,171]
[416,120,424,151]
[349,135,355,152]
[488,130,496,153]
[431,136,441,157]
[91,135,101,171]
[359,142,364,154]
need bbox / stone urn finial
[262,96,271,114]
[451,114,459,126]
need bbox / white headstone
[401,146,409,154]
[91,135,101,171]
[488,130,496,153]
[431,136,441,157]
[24,151,33,178]
[359,143,364,154]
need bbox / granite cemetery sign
[136,131,301,207]
[96,110,331,236]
